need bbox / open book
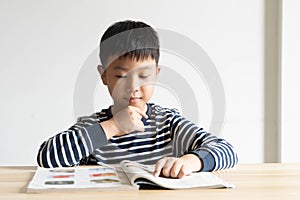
[27,160,234,193]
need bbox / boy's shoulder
[76,113,99,123]
[76,107,111,123]
[149,103,180,116]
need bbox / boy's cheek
[111,87,130,100]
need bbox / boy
[37,20,237,178]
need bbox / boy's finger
[153,158,166,177]
[130,106,148,119]
[135,109,148,119]
[135,121,145,132]
[178,166,192,179]
[170,162,182,178]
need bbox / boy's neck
[111,104,148,115]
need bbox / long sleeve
[170,112,238,172]
[37,104,238,169]
[37,114,108,168]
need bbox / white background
[281,0,300,162]
[0,0,265,165]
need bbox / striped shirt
[37,103,238,171]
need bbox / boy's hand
[101,106,148,139]
[113,106,148,134]
[153,154,202,179]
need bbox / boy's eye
[139,75,150,79]
[115,75,127,78]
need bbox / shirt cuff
[85,123,108,149]
[189,150,216,172]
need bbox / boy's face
[98,56,160,112]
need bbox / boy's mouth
[128,97,142,104]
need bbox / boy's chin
[114,101,146,110]
[113,102,141,108]
[128,103,144,109]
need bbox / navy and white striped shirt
[37,103,238,171]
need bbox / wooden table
[0,164,299,200]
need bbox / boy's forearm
[37,123,109,168]
[188,141,238,171]
[188,150,216,172]
[170,116,238,171]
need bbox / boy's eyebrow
[112,65,154,71]
[138,65,154,70]
[113,66,127,70]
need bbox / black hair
[99,20,160,68]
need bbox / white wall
[0,0,264,165]
[281,0,300,162]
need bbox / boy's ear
[97,65,107,85]
[156,65,161,75]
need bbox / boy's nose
[126,76,141,93]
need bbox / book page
[27,165,138,193]
[120,160,234,189]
